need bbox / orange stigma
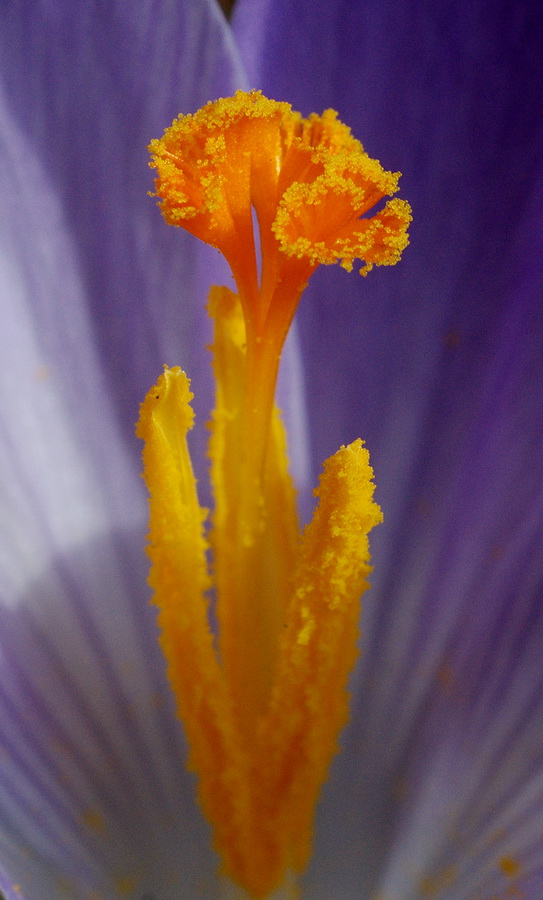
[149,89,410,403]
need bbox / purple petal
[0,0,247,896]
[234,1,543,898]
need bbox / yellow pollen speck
[500,856,522,878]
[140,91,409,898]
[34,365,50,381]
[80,807,106,834]
[420,865,458,897]
[115,875,139,895]
[297,607,316,646]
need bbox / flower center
[139,91,410,898]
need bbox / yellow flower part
[139,92,410,898]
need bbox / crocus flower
[1,4,542,900]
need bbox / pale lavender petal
[234,2,543,898]
[0,0,246,896]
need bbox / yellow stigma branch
[138,91,410,898]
